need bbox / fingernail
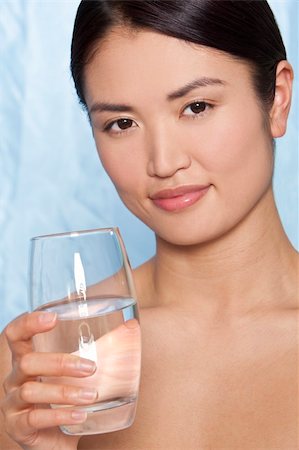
[39,312,57,323]
[79,388,98,400]
[71,410,87,422]
[78,359,97,373]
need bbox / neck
[150,188,297,318]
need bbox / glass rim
[30,227,120,242]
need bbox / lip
[150,184,211,212]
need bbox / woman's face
[84,28,274,245]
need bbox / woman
[0,1,297,449]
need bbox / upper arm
[0,330,22,449]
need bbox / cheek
[99,152,123,187]
[95,138,143,198]
[193,109,273,191]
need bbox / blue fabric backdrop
[0,0,298,330]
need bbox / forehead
[84,27,252,104]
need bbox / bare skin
[77,189,298,450]
[1,194,298,449]
[0,28,298,449]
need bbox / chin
[151,225,221,247]
[150,215,242,248]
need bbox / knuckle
[20,382,34,402]
[58,353,69,375]
[54,408,68,424]
[27,408,38,429]
[4,313,30,343]
[61,384,72,401]
[4,323,14,343]
[19,353,32,375]
[22,312,31,328]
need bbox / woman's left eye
[182,101,212,117]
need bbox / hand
[1,311,97,450]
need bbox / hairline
[80,24,274,146]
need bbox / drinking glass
[29,227,141,435]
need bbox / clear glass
[29,227,141,436]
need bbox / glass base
[60,397,137,435]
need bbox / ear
[270,60,294,138]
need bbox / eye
[103,118,137,134]
[182,101,212,117]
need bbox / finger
[5,381,98,413]
[5,353,96,392]
[5,407,87,442]
[4,311,57,358]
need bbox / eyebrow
[89,77,226,115]
[167,77,226,101]
[89,102,134,115]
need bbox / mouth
[150,184,211,212]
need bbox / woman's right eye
[103,118,137,134]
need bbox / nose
[146,124,191,178]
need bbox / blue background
[0,0,298,330]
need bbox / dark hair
[71,0,286,115]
